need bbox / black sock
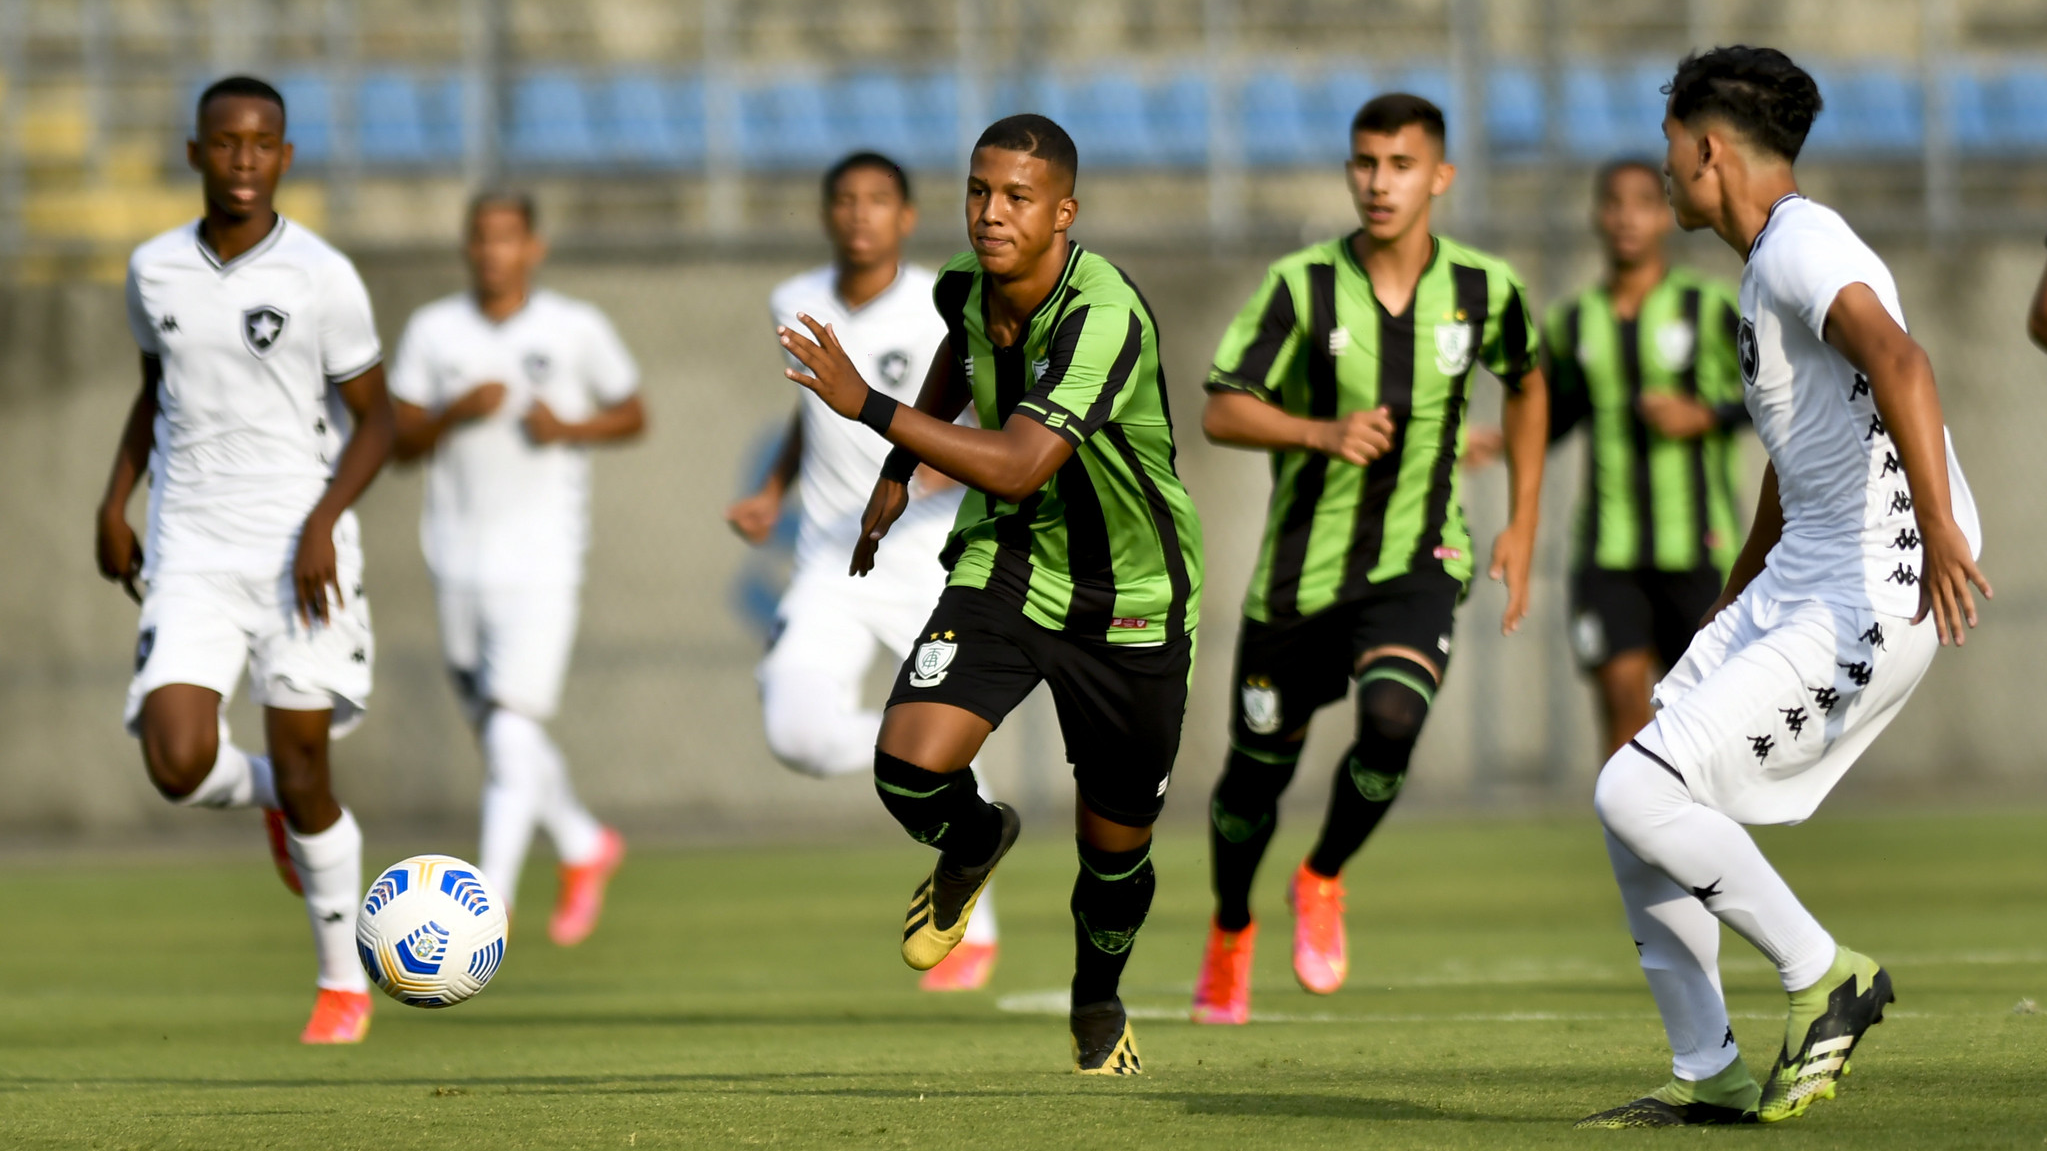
[1209,746,1301,932]
[1070,838,1156,1007]
[873,750,1002,866]
[1306,667,1430,878]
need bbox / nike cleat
[919,939,997,991]
[1071,998,1142,1075]
[1190,918,1256,1024]
[264,809,303,896]
[1287,861,1347,994]
[1575,1059,1760,1128]
[1758,947,1893,1122]
[550,827,626,947]
[300,988,372,1045]
[902,803,1021,971]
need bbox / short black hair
[1663,46,1824,162]
[823,151,912,204]
[467,188,538,233]
[1351,92,1446,148]
[1595,157,1663,199]
[973,114,1078,183]
[197,75,285,131]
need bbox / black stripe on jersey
[1076,311,1146,434]
[1264,262,1342,619]
[1417,264,1490,569]
[988,332,1039,604]
[1499,286,1532,386]
[936,269,975,346]
[1341,294,1415,597]
[1619,315,1654,569]
[1056,452,1117,634]
[1680,287,1709,572]
[1113,266,1182,469]
[1232,275,1300,391]
[1102,423,1193,641]
[1568,302,1599,566]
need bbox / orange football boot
[919,939,997,991]
[1191,918,1257,1024]
[263,809,303,896]
[300,988,373,1044]
[1288,861,1348,995]
[549,827,625,946]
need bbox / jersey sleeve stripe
[325,352,383,386]
[1206,270,1298,398]
[1496,284,1533,386]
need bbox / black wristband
[880,445,921,484]
[858,388,899,435]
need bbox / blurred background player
[724,151,1001,991]
[1543,159,1748,757]
[388,191,643,946]
[779,115,1203,1074]
[1580,47,1988,1127]
[1193,93,1547,1024]
[96,76,393,1043]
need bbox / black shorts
[1569,566,1724,671]
[886,585,1192,827]
[1230,571,1463,749]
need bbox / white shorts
[758,561,946,692]
[124,567,375,738]
[436,582,580,723]
[1646,581,1936,826]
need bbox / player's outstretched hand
[523,399,569,444]
[1308,407,1396,466]
[1915,517,1992,646]
[725,489,781,546]
[852,478,910,577]
[1488,523,1535,636]
[779,314,872,421]
[96,504,144,604]
[293,514,341,626]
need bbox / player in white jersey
[724,153,999,990]
[1575,49,1992,1129]
[389,191,644,947]
[95,77,395,1044]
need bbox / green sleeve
[1204,266,1302,402]
[1481,273,1537,388]
[1012,302,1145,446]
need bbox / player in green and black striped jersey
[779,114,1201,1074]
[1543,159,1748,757]
[1189,94,1549,1022]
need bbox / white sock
[1595,729,1838,994]
[528,717,604,865]
[480,708,544,909]
[285,807,368,993]
[1604,828,1741,1080]
[760,666,880,777]
[175,743,276,809]
[963,764,998,944]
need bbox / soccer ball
[355,854,508,1008]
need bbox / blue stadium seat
[357,71,435,164]
[1992,67,2047,151]
[1383,65,1454,115]
[1946,70,1997,153]
[1059,73,1158,169]
[1152,73,1209,167]
[900,73,959,169]
[508,72,602,165]
[838,72,919,166]
[1240,71,1314,167]
[1318,67,1377,152]
[1486,65,1544,158]
[1804,66,1921,154]
[275,74,333,162]
[604,73,703,168]
[738,77,834,171]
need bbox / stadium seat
[838,72,919,166]
[357,71,435,164]
[605,73,703,168]
[1152,73,1209,168]
[275,74,333,163]
[1319,67,1377,152]
[739,76,834,171]
[1946,70,1997,153]
[1059,73,1159,169]
[901,72,959,169]
[1486,65,1544,158]
[508,71,602,165]
[1993,67,2047,152]
[1240,71,1314,167]
[1804,66,1922,154]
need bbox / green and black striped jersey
[933,243,1203,645]
[1206,232,1535,623]
[1542,268,1747,575]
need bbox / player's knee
[1593,741,1683,838]
[140,723,218,801]
[762,718,838,778]
[1355,661,1433,745]
[1211,746,1297,843]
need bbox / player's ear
[1431,160,1456,198]
[899,200,919,238]
[1055,195,1079,234]
[186,137,201,173]
[278,140,294,178]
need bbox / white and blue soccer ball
[356,854,508,1008]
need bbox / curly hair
[1663,46,1824,161]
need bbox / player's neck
[1717,168,1801,261]
[833,258,900,311]
[1604,256,1667,320]
[984,233,1071,344]
[473,284,530,323]
[199,206,278,265]
[1350,222,1436,316]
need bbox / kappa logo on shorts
[1811,684,1842,715]
[134,627,156,674]
[910,631,957,688]
[1780,706,1810,738]
[1240,677,1281,735]
[241,305,288,358]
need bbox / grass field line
[991,988,1939,1024]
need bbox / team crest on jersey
[1737,316,1759,386]
[878,350,910,388]
[1327,326,1352,356]
[1030,357,1051,383]
[910,634,957,688]
[522,352,552,384]
[1654,319,1697,372]
[1240,678,1281,735]
[241,305,288,358]
[1433,321,1475,375]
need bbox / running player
[724,152,1001,991]
[777,115,1202,1074]
[1545,158,1748,757]
[1191,93,1547,1025]
[388,191,641,946]
[1578,47,1988,1127]
[96,76,393,1043]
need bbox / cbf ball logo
[1738,316,1759,387]
[910,631,957,688]
[241,305,288,358]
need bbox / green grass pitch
[2,811,2043,1149]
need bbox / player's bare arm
[295,364,394,626]
[525,393,646,446]
[95,354,160,604]
[1823,283,1991,644]
[1491,366,1548,635]
[842,333,976,575]
[1201,391,1396,465]
[2029,255,2047,351]
[391,381,506,461]
[725,408,803,545]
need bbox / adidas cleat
[1574,1059,1760,1128]
[264,809,303,896]
[1758,947,1893,1123]
[1190,918,1256,1024]
[1287,860,1348,994]
[300,988,372,1044]
[901,803,1021,971]
[1071,999,1142,1075]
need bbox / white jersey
[388,289,639,587]
[769,264,959,574]
[1738,195,1982,617]
[124,217,382,579]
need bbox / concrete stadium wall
[4,229,2044,842]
